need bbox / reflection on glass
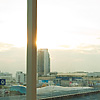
[37,0,100,100]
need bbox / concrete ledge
[40,90,100,100]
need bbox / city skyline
[0,44,100,75]
[0,0,100,75]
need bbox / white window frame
[27,0,37,100]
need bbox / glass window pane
[37,0,100,99]
[0,0,27,99]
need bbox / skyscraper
[37,49,50,76]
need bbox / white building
[16,71,26,84]
[87,72,100,77]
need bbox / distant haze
[49,49,100,73]
[0,42,100,76]
[0,43,26,76]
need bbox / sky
[0,0,100,76]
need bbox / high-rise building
[37,49,50,76]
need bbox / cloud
[56,44,100,54]
[0,21,4,23]
[77,44,100,54]
[59,45,70,49]
[97,37,100,39]
[0,42,14,52]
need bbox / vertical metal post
[27,0,37,100]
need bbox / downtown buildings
[37,49,50,76]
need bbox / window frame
[27,0,37,100]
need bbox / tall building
[37,49,50,76]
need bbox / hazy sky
[0,0,100,75]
